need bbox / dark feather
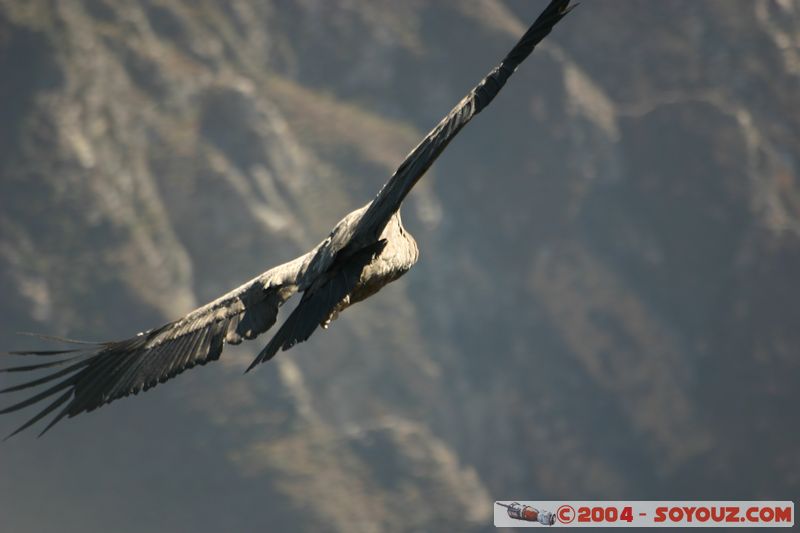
[14,332,99,345]
[7,348,83,356]
[0,375,79,415]
[0,356,82,373]
[0,359,91,393]
[4,390,73,441]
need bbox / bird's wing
[349,0,574,247]
[0,252,310,438]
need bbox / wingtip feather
[15,332,99,345]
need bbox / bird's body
[322,211,420,328]
[1,0,573,438]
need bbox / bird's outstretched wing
[349,0,574,247]
[0,254,308,438]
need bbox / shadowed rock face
[0,1,798,531]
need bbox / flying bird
[1,0,573,438]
